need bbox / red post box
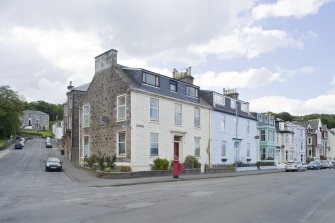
[173,160,179,178]
[173,160,184,178]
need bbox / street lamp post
[234,100,238,172]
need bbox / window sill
[149,121,160,124]
[142,83,160,89]
[117,155,126,158]
[150,155,159,158]
[194,126,201,130]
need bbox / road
[1,138,335,223]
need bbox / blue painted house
[200,89,258,165]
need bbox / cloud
[194,67,281,90]
[194,66,315,91]
[250,94,335,115]
[189,27,303,59]
[10,26,103,75]
[252,0,330,20]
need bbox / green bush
[84,154,97,168]
[152,158,170,170]
[103,167,113,172]
[184,155,201,169]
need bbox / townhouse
[78,49,211,171]
[63,82,90,167]
[275,119,295,163]
[200,89,258,165]
[293,119,324,161]
[255,113,277,163]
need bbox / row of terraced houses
[62,49,335,171]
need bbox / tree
[0,86,24,138]
[275,112,294,122]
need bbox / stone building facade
[63,82,90,167]
[21,110,49,130]
[78,49,211,171]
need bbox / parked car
[307,161,320,170]
[44,157,62,172]
[45,137,51,143]
[14,142,23,149]
[285,161,305,172]
[19,138,25,147]
[302,163,308,170]
[320,160,332,169]
[45,142,52,148]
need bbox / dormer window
[186,86,198,98]
[143,72,159,87]
[231,99,236,109]
[169,81,177,92]
[214,93,225,106]
[241,103,249,112]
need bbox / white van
[45,137,51,143]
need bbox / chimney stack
[172,67,194,84]
[95,49,118,73]
[67,81,74,90]
[224,88,239,99]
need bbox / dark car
[45,157,62,172]
[46,142,52,148]
[307,161,320,170]
[14,142,23,149]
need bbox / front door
[174,142,179,160]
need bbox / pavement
[52,143,285,187]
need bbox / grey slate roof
[293,119,321,133]
[72,82,91,92]
[23,110,48,115]
[200,90,256,120]
[121,67,211,107]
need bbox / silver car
[285,161,305,172]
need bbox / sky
[0,0,335,115]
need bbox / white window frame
[241,103,249,112]
[169,81,177,92]
[220,114,225,132]
[221,140,226,157]
[68,116,72,130]
[260,130,266,141]
[194,107,200,128]
[117,132,126,157]
[83,135,90,157]
[231,99,236,109]
[307,137,312,145]
[214,93,225,106]
[150,133,159,156]
[150,98,159,122]
[143,72,159,87]
[83,104,90,128]
[186,86,199,98]
[175,103,182,125]
[247,143,251,157]
[194,137,201,157]
[117,94,126,122]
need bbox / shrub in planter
[152,158,170,170]
[103,167,113,172]
[184,155,201,169]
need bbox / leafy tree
[0,86,24,138]
[274,112,294,122]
